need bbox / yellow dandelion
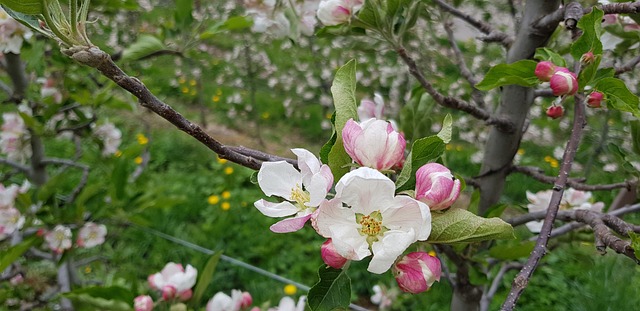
[136,133,149,145]
[190,89,197,96]
[134,156,143,165]
[456,145,463,151]
[217,157,228,164]
[517,149,525,155]
[212,95,220,103]
[428,250,437,257]
[325,113,332,119]
[189,79,197,86]
[221,202,231,210]
[84,266,92,274]
[544,156,553,163]
[181,86,189,94]
[178,76,186,84]
[216,88,222,96]
[114,150,122,158]
[222,191,231,199]
[224,167,234,175]
[284,284,297,295]
[208,195,220,205]
[445,144,453,151]
[261,112,270,119]
[550,160,559,168]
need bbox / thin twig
[432,0,513,47]
[508,203,640,227]
[480,263,523,311]
[615,55,640,75]
[0,157,31,173]
[396,47,514,132]
[501,93,587,311]
[41,157,90,203]
[510,165,634,191]
[535,1,640,31]
[63,46,292,171]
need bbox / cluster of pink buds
[535,61,578,97]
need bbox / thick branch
[501,94,586,311]
[63,46,291,171]
[396,47,514,132]
[535,1,640,30]
[615,54,640,75]
[510,165,634,191]
[433,0,513,47]
[508,203,640,227]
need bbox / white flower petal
[292,148,321,184]
[254,199,299,217]
[368,229,417,274]
[257,161,302,199]
[336,167,395,213]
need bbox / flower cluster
[244,0,319,38]
[525,188,605,233]
[534,61,580,119]
[254,106,457,291]
[93,122,122,156]
[44,222,107,253]
[0,8,32,54]
[148,262,198,302]
[205,289,253,311]
[0,113,32,162]
[0,182,28,240]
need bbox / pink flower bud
[550,70,578,96]
[317,0,363,26]
[321,239,348,269]
[546,105,564,119]
[240,292,253,309]
[342,118,406,171]
[534,61,556,82]
[580,51,595,65]
[134,295,154,311]
[178,289,193,301]
[147,274,158,290]
[587,91,604,108]
[393,252,442,294]
[162,285,177,300]
[415,163,461,210]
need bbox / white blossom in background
[0,207,25,240]
[371,285,394,310]
[0,113,31,162]
[45,225,73,253]
[76,222,107,248]
[37,77,63,104]
[93,122,122,156]
[525,188,605,233]
[0,8,32,54]
[268,296,307,311]
[315,167,431,273]
[206,289,244,311]
[316,0,363,26]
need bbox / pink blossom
[587,91,604,108]
[342,118,406,171]
[392,252,441,294]
[316,0,362,26]
[76,222,107,248]
[45,225,72,253]
[321,239,348,269]
[550,70,578,96]
[0,207,24,240]
[546,105,564,119]
[534,61,556,82]
[148,262,198,298]
[415,163,461,211]
[134,295,154,311]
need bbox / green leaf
[594,77,640,118]
[631,120,640,157]
[485,203,508,218]
[628,231,640,261]
[62,286,133,311]
[570,7,603,61]
[37,173,67,202]
[475,60,539,91]
[489,241,535,260]
[120,35,167,62]
[428,208,515,244]
[0,236,39,272]
[191,252,222,306]
[18,112,44,135]
[2,5,50,37]
[308,266,351,311]
[174,0,193,27]
[395,135,445,191]
[577,54,601,89]
[320,112,337,164]
[591,67,615,85]
[534,48,567,67]
[0,1,42,15]
[436,114,452,144]
[327,60,358,181]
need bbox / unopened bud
[393,252,442,294]
[535,61,556,82]
[546,105,564,119]
[587,91,604,108]
[550,70,578,96]
[134,295,154,311]
[581,51,595,65]
[321,239,348,269]
[162,285,177,301]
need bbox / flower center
[290,183,310,207]
[356,211,388,245]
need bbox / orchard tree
[1,0,640,311]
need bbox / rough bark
[477,0,562,215]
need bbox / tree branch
[535,1,640,31]
[443,20,486,107]
[432,0,513,47]
[615,54,640,75]
[0,157,31,173]
[501,93,587,311]
[396,47,514,132]
[510,165,634,191]
[480,263,523,311]
[62,46,293,171]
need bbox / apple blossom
[148,262,198,298]
[358,94,385,121]
[321,239,348,269]
[45,225,73,253]
[587,91,604,108]
[267,296,307,311]
[370,285,394,310]
[0,207,25,240]
[550,69,578,96]
[316,0,362,26]
[93,122,122,156]
[342,118,406,171]
[315,167,431,274]
[134,295,154,311]
[254,148,333,233]
[415,163,461,211]
[525,188,605,233]
[392,252,442,294]
[0,183,21,209]
[534,61,556,82]
[0,8,32,54]
[0,113,31,162]
[76,222,107,248]
[206,289,244,311]
[240,292,253,309]
[546,105,564,119]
